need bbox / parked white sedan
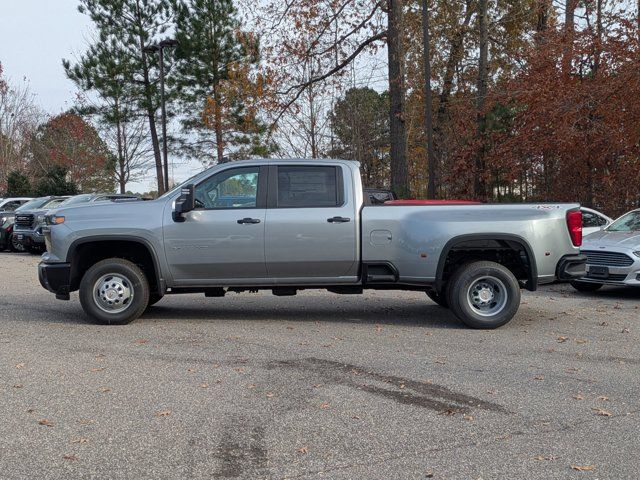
[572,208,640,292]
[581,207,612,236]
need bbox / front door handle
[327,216,351,223]
[237,217,261,224]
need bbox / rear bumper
[556,254,587,280]
[38,262,71,300]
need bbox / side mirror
[173,184,195,222]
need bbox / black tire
[446,261,521,329]
[79,258,149,325]
[9,233,25,252]
[426,289,449,308]
[570,280,603,292]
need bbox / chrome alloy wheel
[93,274,134,314]
[466,276,508,317]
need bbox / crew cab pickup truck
[38,159,586,329]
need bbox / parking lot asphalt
[0,251,638,480]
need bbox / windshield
[606,211,640,232]
[42,198,68,209]
[60,194,94,206]
[157,171,206,200]
[15,197,52,211]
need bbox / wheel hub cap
[467,276,508,317]
[93,274,134,314]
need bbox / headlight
[45,214,65,225]
[633,251,640,258]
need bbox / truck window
[195,167,259,209]
[277,166,339,208]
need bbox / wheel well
[69,240,160,294]
[437,237,536,292]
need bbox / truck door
[163,165,269,284]
[264,164,358,282]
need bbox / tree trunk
[434,0,473,182]
[387,0,409,197]
[421,0,436,199]
[138,45,164,194]
[213,84,225,163]
[562,0,578,77]
[474,0,489,200]
[116,116,126,194]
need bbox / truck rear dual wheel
[446,261,521,329]
[79,258,150,325]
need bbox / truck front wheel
[79,258,150,325]
[446,261,521,329]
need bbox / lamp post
[144,39,178,192]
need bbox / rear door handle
[237,217,261,224]
[327,216,351,223]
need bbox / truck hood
[53,198,165,222]
[583,230,640,249]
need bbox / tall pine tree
[173,0,274,164]
[72,0,173,193]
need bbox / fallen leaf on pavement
[63,455,78,461]
[155,410,172,417]
[592,408,612,417]
[199,383,209,389]
[90,368,104,373]
[38,419,54,427]
[534,375,545,381]
[598,396,610,401]
[319,402,330,409]
[297,447,308,455]
[534,455,558,461]
[71,438,89,444]
[557,336,569,343]
[573,394,584,400]
[15,363,25,369]
[571,465,596,471]
[13,384,23,389]
[99,387,111,393]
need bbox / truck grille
[583,250,634,267]
[15,214,34,228]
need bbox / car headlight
[45,214,65,225]
[633,251,640,258]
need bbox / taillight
[566,209,582,247]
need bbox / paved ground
[0,252,638,480]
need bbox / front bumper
[38,262,72,300]
[14,228,45,247]
[576,263,640,287]
[556,254,588,281]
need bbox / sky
[0,0,93,114]
[0,0,202,192]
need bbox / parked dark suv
[12,196,70,253]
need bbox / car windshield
[15,198,51,211]
[606,211,640,232]
[42,198,68,209]
[157,171,207,200]
[60,194,94,206]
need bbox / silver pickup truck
[38,159,586,328]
